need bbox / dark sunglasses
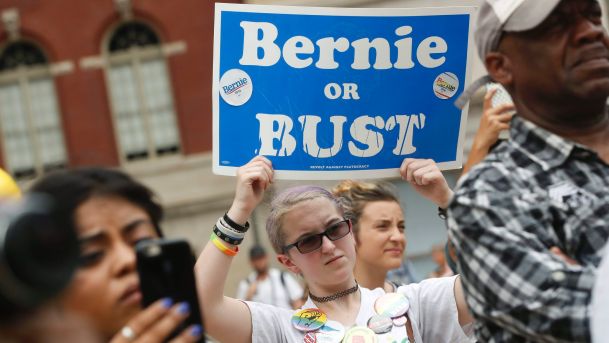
[282,219,352,254]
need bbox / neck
[519,105,609,162]
[516,98,609,150]
[353,257,387,290]
[309,279,361,326]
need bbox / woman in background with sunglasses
[196,156,472,342]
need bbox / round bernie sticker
[433,72,459,99]
[219,69,253,106]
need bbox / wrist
[227,204,252,226]
[471,135,495,152]
[437,189,454,209]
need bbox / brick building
[0,0,248,293]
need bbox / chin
[571,74,609,100]
[379,258,402,271]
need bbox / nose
[112,240,137,277]
[389,226,406,245]
[571,12,605,46]
[320,235,336,254]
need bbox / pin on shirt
[292,308,328,332]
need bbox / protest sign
[213,4,475,179]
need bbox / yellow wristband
[210,233,239,256]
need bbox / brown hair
[331,180,400,239]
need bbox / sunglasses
[282,219,352,254]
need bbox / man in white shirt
[236,245,303,309]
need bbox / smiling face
[355,201,405,272]
[59,196,159,338]
[277,197,356,291]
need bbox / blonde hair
[266,185,343,254]
[331,180,400,239]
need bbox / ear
[277,253,301,274]
[485,52,513,87]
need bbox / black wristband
[213,225,244,245]
[438,207,448,220]
[223,213,250,233]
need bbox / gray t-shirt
[246,275,471,342]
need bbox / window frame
[0,41,68,179]
[102,20,182,164]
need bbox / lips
[384,248,404,255]
[119,283,142,307]
[324,255,344,265]
[572,45,609,69]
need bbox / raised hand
[400,158,453,209]
[474,88,514,152]
[227,156,274,225]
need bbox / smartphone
[486,82,513,140]
[136,238,205,343]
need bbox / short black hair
[29,168,164,237]
[249,245,266,259]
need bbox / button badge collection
[291,292,411,342]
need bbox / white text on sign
[239,22,448,70]
[256,113,426,158]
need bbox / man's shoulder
[458,144,527,193]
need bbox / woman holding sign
[196,156,472,342]
[331,159,457,291]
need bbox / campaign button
[304,332,317,343]
[367,314,393,334]
[392,316,407,327]
[292,308,327,332]
[342,326,377,343]
[374,293,409,318]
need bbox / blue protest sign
[213,4,475,179]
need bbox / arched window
[105,21,180,162]
[0,41,67,179]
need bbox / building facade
[0,0,247,293]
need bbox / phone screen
[136,239,205,342]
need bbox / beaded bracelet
[216,218,246,240]
[210,233,239,256]
[213,225,244,245]
[223,213,249,233]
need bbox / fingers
[110,298,174,343]
[495,112,514,123]
[400,158,439,185]
[412,164,442,186]
[483,88,498,111]
[237,156,274,189]
[136,302,192,342]
[168,324,203,343]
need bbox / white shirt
[246,275,472,342]
[236,268,303,309]
[592,244,609,342]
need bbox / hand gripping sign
[213,4,475,180]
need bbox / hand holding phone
[136,239,205,343]
[484,83,515,141]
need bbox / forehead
[74,196,149,234]
[361,200,404,220]
[281,197,342,241]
